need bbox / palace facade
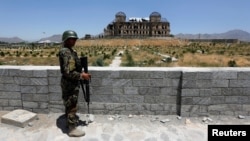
[103,11,170,38]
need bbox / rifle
[80,56,91,114]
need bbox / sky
[0,0,249,41]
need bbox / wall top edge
[0,65,59,70]
[1,66,250,72]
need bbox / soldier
[59,30,91,137]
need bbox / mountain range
[175,29,250,42]
[0,37,25,43]
[0,29,250,43]
[0,35,62,43]
[38,34,62,43]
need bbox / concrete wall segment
[1,66,250,117]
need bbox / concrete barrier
[0,66,250,117]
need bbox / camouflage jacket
[59,46,82,81]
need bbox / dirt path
[109,51,123,67]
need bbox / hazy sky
[0,0,249,41]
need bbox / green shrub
[93,58,104,66]
[228,60,237,67]
[0,52,5,57]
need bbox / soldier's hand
[81,72,91,80]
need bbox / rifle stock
[80,57,90,113]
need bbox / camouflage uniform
[59,46,82,127]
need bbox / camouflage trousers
[61,77,80,127]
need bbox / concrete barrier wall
[0,66,250,117]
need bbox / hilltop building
[103,11,170,38]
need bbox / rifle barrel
[80,56,90,114]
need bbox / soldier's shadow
[56,114,87,134]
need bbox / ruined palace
[103,11,170,37]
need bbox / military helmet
[62,30,79,42]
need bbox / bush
[125,53,135,66]
[228,60,237,67]
[148,59,155,65]
[103,53,110,60]
[111,49,117,56]
[0,52,5,57]
[93,58,104,66]
[24,53,29,57]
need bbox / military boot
[68,125,85,137]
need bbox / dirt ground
[1,110,250,141]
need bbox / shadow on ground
[56,114,88,135]
[56,114,68,134]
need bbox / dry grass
[0,56,58,66]
[1,38,250,67]
[177,53,230,67]
[189,54,250,67]
[76,38,185,47]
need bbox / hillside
[0,37,25,43]
[175,29,250,42]
[38,34,61,43]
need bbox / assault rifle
[80,56,91,114]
